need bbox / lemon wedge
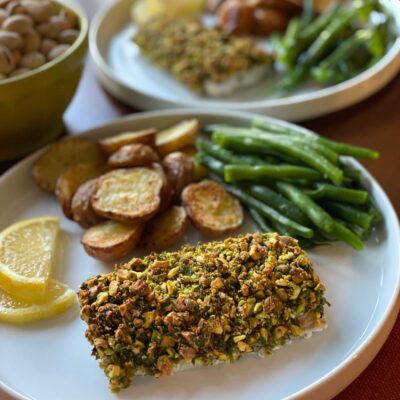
[0,279,77,324]
[0,217,59,300]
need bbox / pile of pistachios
[0,0,79,80]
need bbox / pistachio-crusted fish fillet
[78,233,327,392]
[133,18,272,96]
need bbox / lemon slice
[0,217,59,300]
[0,279,77,324]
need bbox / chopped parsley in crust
[78,233,327,392]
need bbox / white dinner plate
[0,109,399,400]
[89,0,400,121]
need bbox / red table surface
[1,0,400,398]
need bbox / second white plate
[89,0,400,121]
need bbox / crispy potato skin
[91,168,163,223]
[55,163,109,219]
[108,144,159,168]
[81,220,144,262]
[149,162,174,211]
[182,180,244,236]
[100,129,157,155]
[33,138,106,193]
[156,119,199,156]
[71,179,104,229]
[162,152,194,202]
[140,206,189,251]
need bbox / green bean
[321,200,374,230]
[213,128,344,184]
[322,29,374,69]
[195,152,225,178]
[345,222,371,241]
[302,8,359,66]
[306,183,369,204]
[248,207,274,233]
[299,2,341,44]
[277,18,300,65]
[300,0,315,28]
[196,139,261,166]
[250,128,339,164]
[245,123,339,164]
[284,18,301,47]
[366,200,382,223]
[342,166,362,182]
[224,184,314,239]
[214,135,304,165]
[252,119,379,160]
[250,185,310,226]
[311,29,375,84]
[224,164,323,183]
[332,220,364,250]
[279,2,341,67]
[276,182,335,233]
[276,64,309,91]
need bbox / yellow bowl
[0,0,89,161]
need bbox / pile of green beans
[272,0,396,91]
[196,119,382,251]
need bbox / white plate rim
[89,0,400,119]
[0,108,399,400]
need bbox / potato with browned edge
[81,220,143,262]
[162,152,194,202]
[108,143,159,168]
[55,162,108,219]
[33,138,106,193]
[156,119,199,156]
[99,128,157,154]
[91,168,163,223]
[71,178,104,229]
[182,180,243,236]
[149,162,173,211]
[140,206,189,251]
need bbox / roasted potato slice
[91,168,163,223]
[108,144,159,168]
[55,163,109,219]
[33,138,106,193]
[141,206,189,251]
[162,152,194,202]
[81,220,143,262]
[71,179,104,229]
[182,180,244,236]
[149,162,173,211]
[99,128,157,154]
[156,119,199,156]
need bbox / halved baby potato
[71,178,104,229]
[156,119,200,156]
[108,143,159,168]
[149,162,173,211]
[99,128,157,154]
[162,152,194,202]
[55,163,109,219]
[181,180,243,236]
[33,138,106,193]
[81,220,144,262]
[91,168,163,223]
[141,206,189,251]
